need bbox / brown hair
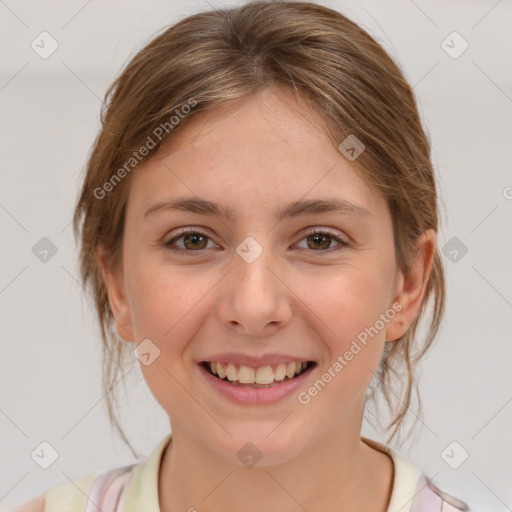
[72,0,446,457]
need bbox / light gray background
[1,0,511,510]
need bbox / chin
[213,426,309,469]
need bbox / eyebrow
[143,196,372,222]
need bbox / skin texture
[98,86,436,512]
[10,495,45,512]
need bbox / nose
[216,239,293,336]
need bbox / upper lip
[197,352,315,368]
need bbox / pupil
[309,234,330,250]
[185,233,206,250]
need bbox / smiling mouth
[200,361,316,388]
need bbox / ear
[385,229,436,342]
[95,243,135,343]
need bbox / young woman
[14,1,472,510]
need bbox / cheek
[292,262,392,393]
[128,267,208,416]
[293,275,389,425]
[296,261,393,341]
[128,264,206,341]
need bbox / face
[101,87,428,467]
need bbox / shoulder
[9,473,97,512]
[9,495,45,512]
[10,465,137,512]
[361,437,473,512]
[415,475,472,511]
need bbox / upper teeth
[208,361,308,385]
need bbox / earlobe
[385,230,436,342]
[95,244,135,343]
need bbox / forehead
[126,88,386,223]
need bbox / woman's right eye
[164,229,217,255]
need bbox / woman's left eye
[164,228,348,255]
[295,230,348,253]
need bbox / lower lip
[198,363,315,405]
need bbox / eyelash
[164,227,349,256]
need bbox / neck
[158,412,393,512]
